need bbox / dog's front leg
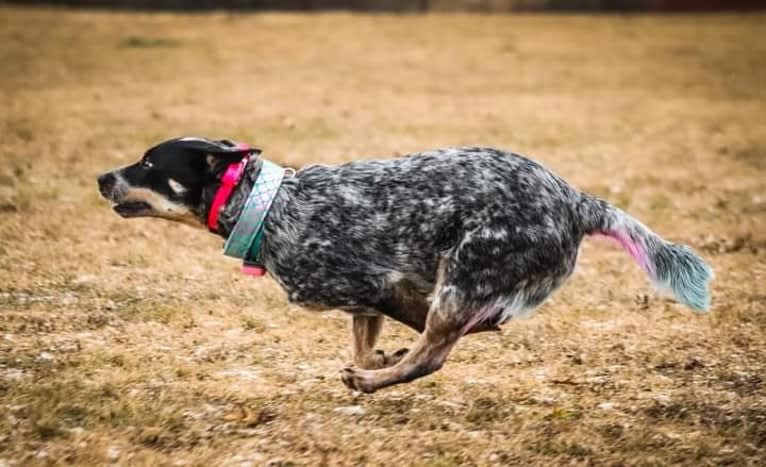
[342,308,462,393]
[352,314,408,369]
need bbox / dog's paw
[355,348,409,370]
[358,350,388,370]
[340,367,379,394]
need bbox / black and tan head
[97,137,259,227]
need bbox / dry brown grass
[1,6,765,466]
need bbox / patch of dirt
[1,6,765,466]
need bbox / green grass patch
[120,36,182,48]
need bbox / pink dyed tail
[578,194,713,312]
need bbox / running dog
[97,137,713,393]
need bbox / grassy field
[1,6,765,466]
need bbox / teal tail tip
[682,270,713,314]
[655,243,714,313]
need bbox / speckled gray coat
[234,148,581,331]
[232,145,711,334]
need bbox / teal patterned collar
[223,159,288,276]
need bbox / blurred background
[5,0,766,11]
[1,0,765,466]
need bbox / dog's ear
[170,137,262,172]
[173,137,260,157]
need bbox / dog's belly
[267,224,580,334]
[271,263,436,327]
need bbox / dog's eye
[141,160,154,169]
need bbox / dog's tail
[578,193,713,312]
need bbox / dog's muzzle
[97,171,152,217]
[97,172,116,199]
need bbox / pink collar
[207,156,250,232]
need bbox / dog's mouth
[112,201,153,217]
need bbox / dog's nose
[98,172,116,198]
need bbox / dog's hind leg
[341,259,466,393]
[341,304,463,393]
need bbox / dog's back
[264,148,582,316]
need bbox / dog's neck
[198,158,264,238]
